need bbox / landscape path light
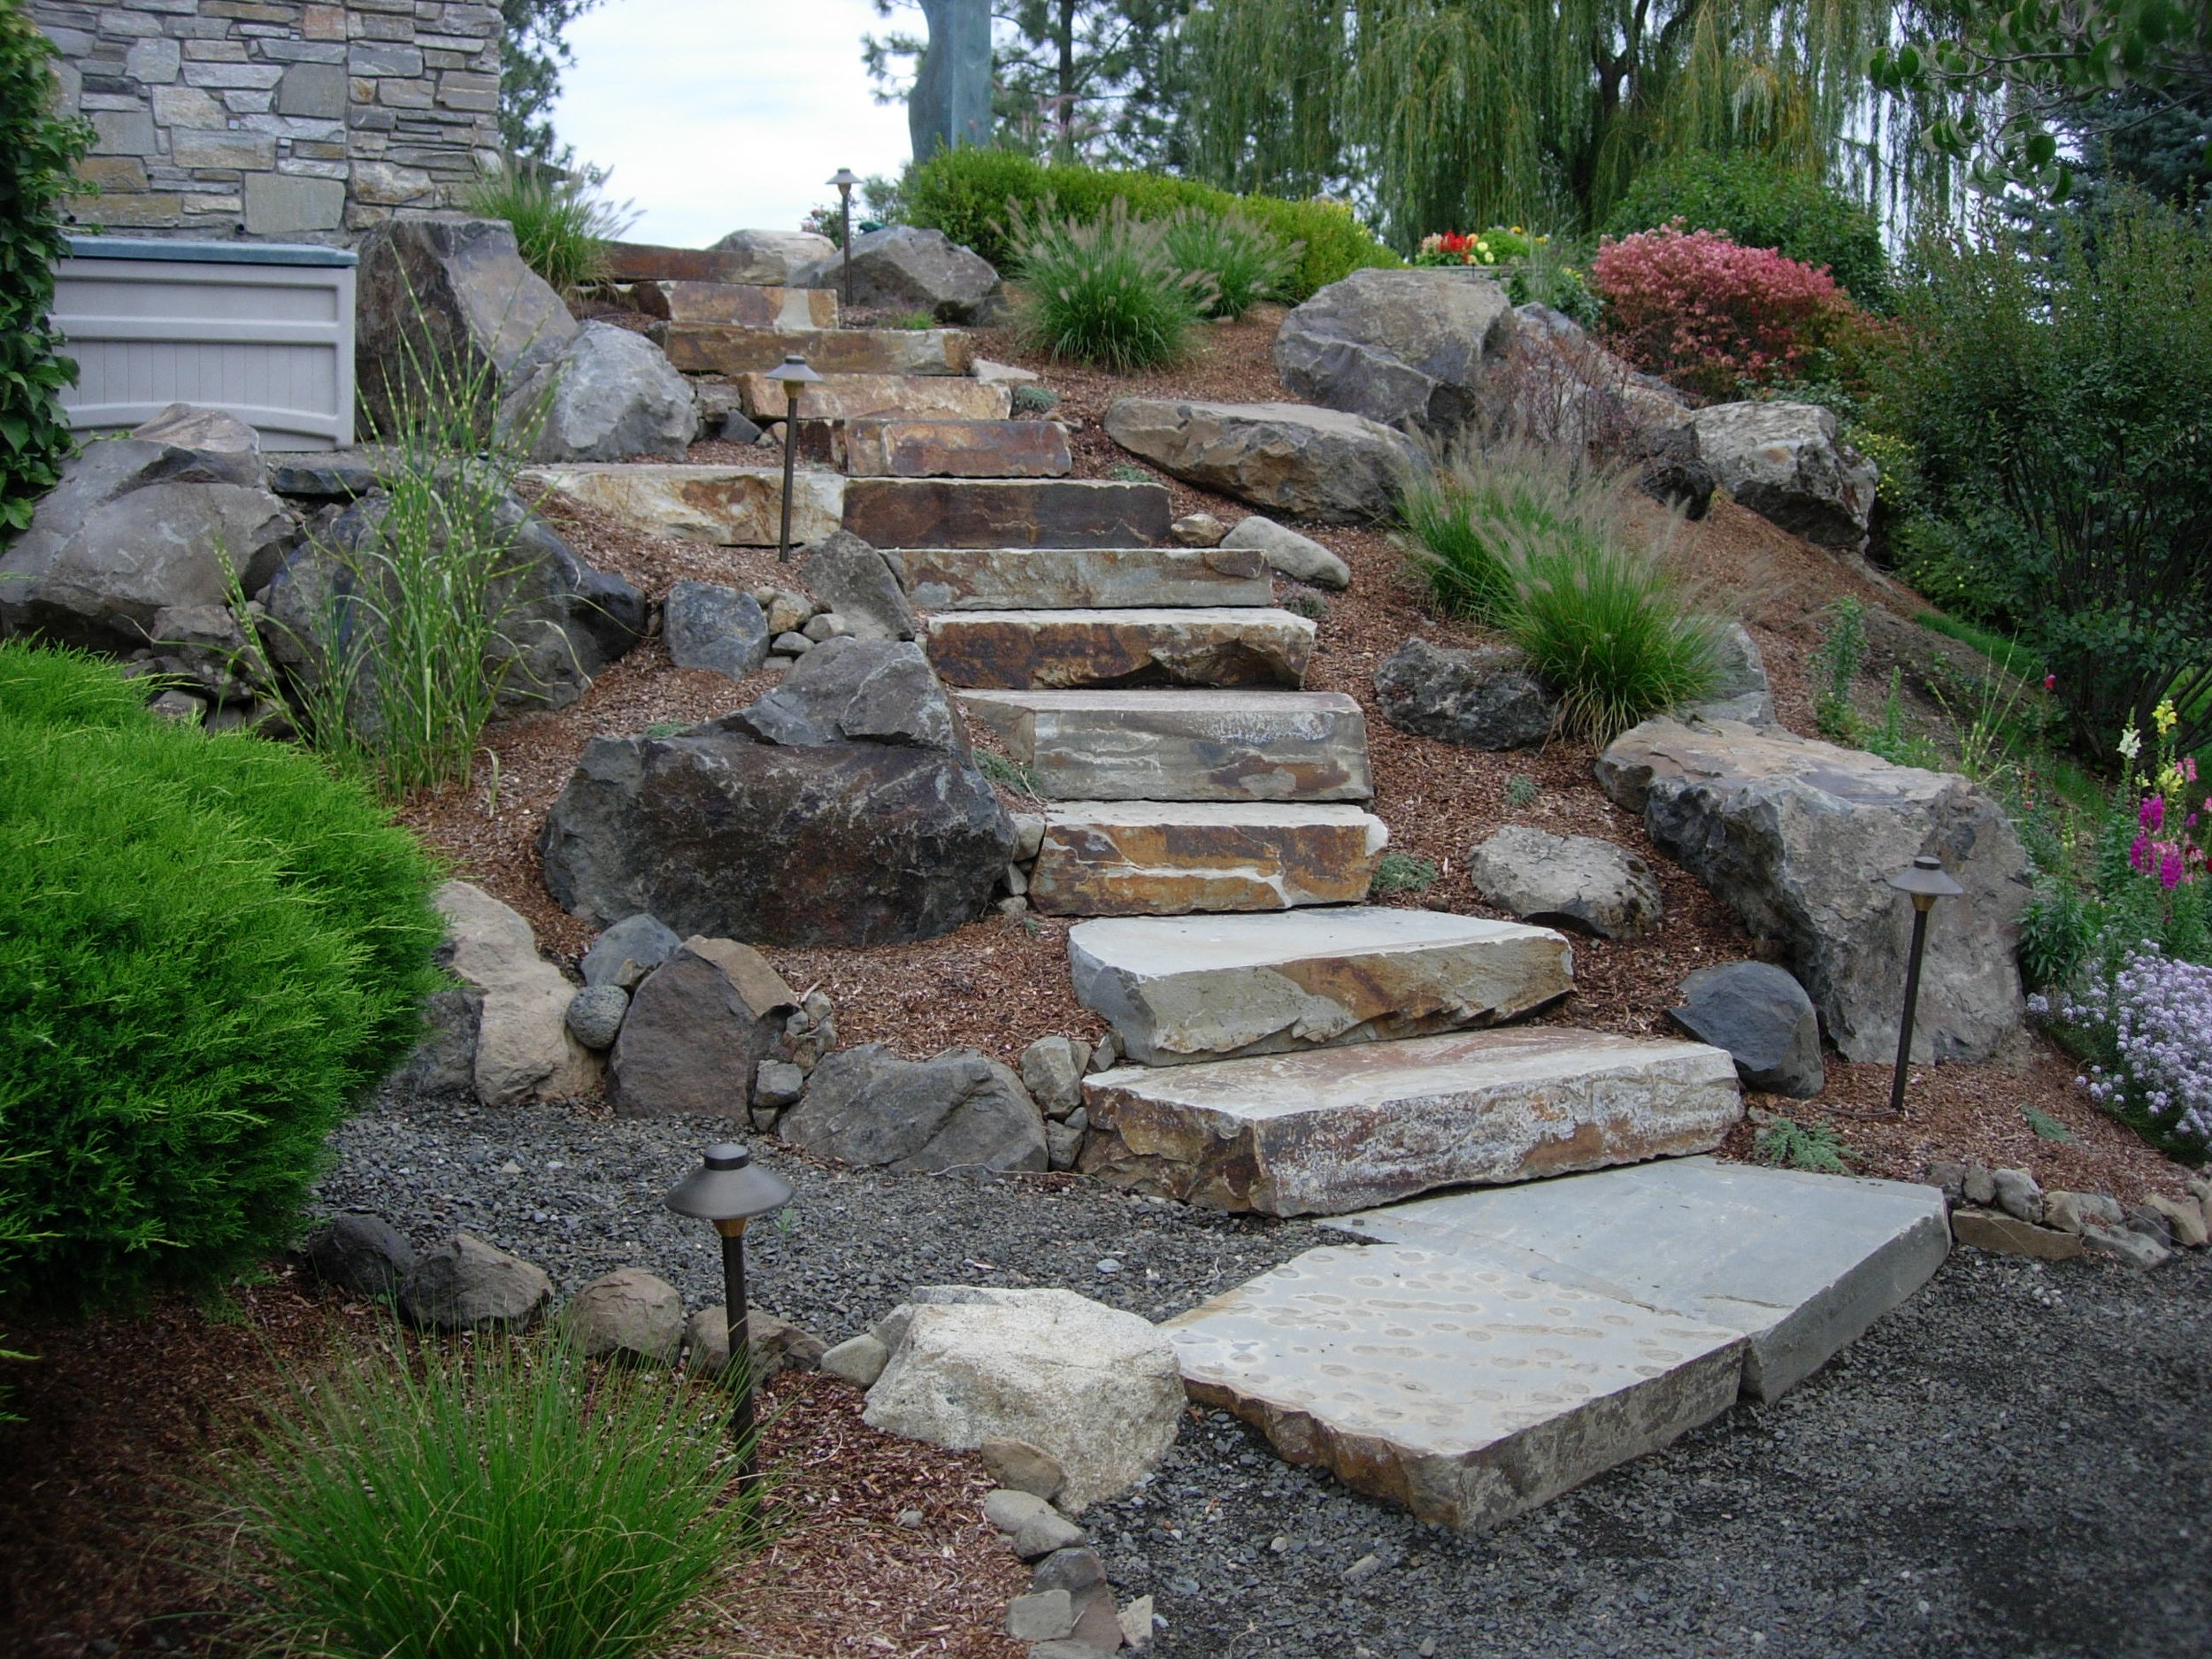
[1883,853,1965,1118]
[827,167,861,308]
[664,1141,794,1471]
[765,352,821,563]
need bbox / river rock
[566,1267,684,1363]
[780,1044,1048,1173]
[608,936,797,1118]
[580,911,682,989]
[399,1234,552,1331]
[434,880,595,1106]
[1102,399,1421,523]
[1666,961,1824,1097]
[1466,826,1662,940]
[1218,515,1350,589]
[705,228,836,284]
[663,580,770,680]
[513,320,698,463]
[302,1213,416,1298]
[1689,402,1878,551]
[1272,268,1516,434]
[563,984,629,1049]
[792,225,1001,323]
[1374,638,1555,749]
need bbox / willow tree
[1178,0,1901,243]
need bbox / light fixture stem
[720,1228,758,1475]
[1887,902,1932,1117]
[777,381,801,563]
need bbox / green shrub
[1368,852,1438,898]
[1809,597,1867,740]
[1755,1118,1854,1173]
[0,644,444,1316]
[1602,150,1890,308]
[220,1333,758,1659]
[463,166,633,292]
[0,5,93,537]
[903,148,1399,300]
[1007,198,1212,371]
[1159,207,1301,318]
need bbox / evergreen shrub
[1005,197,1213,371]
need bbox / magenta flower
[2141,795,2166,831]
[2185,757,2200,784]
[2043,674,2057,692]
[2160,846,2185,890]
[2131,832,2154,873]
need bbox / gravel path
[319,1092,2211,1659]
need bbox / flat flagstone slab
[668,326,973,378]
[847,418,1071,479]
[634,283,838,330]
[1069,909,1571,1064]
[1079,1027,1741,1215]
[1166,1241,1747,1531]
[1031,803,1387,917]
[960,689,1368,801]
[603,241,801,284]
[843,479,1172,549]
[735,372,1010,423]
[894,548,1267,610]
[518,463,844,547]
[926,609,1314,690]
[1330,1156,1950,1401]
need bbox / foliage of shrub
[1402,444,1716,742]
[219,1333,759,1659]
[0,6,92,536]
[463,165,633,292]
[0,644,444,1316]
[1602,150,1891,307]
[902,147,1399,300]
[1005,197,1213,371]
[1158,207,1301,318]
[1416,227,1601,326]
[1592,226,1855,398]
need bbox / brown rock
[2143,1192,2208,1248]
[735,372,1008,423]
[980,1436,1067,1501]
[665,326,972,378]
[925,608,1314,691]
[1949,1208,2084,1261]
[841,478,1171,549]
[518,463,843,548]
[608,936,798,1118]
[887,546,1266,611]
[603,241,795,283]
[1028,802,1388,917]
[845,417,1071,479]
[632,282,837,328]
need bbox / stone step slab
[847,418,1071,479]
[634,283,838,330]
[1165,1241,1747,1532]
[959,688,1367,801]
[1330,1156,1950,1402]
[736,373,1010,423]
[896,548,1269,611]
[843,478,1172,549]
[668,326,974,379]
[519,463,844,547]
[603,240,814,285]
[1030,802,1388,918]
[1068,908,1571,1064]
[1079,1027,1742,1216]
[926,609,1314,690]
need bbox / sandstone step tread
[1079,1026,1742,1215]
[893,547,1267,609]
[634,283,838,330]
[518,462,843,548]
[1031,802,1387,918]
[1069,908,1571,1063]
[738,372,1010,423]
[927,608,1314,691]
[667,325,972,378]
[843,478,1172,549]
[848,419,1072,480]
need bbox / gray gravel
[318,1092,2211,1659]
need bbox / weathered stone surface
[926,608,1314,691]
[1667,961,1824,1098]
[1082,1027,1742,1216]
[663,580,771,680]
[302,1213,415,1298]
[356,216,578,437]
[664,325,972,378]
[1171,512,1227,546]
[434,880,595,1107]
[1486,303,1692,451]
[607,236,826,285]
[888,546,1267,611]
[1690,402,1878,551]
[518,464,845,547]
[1272,269,1517,434]
[1019,1036,1091,1118]
[130,403,261,474]
[734,371,1010,424]
[1680,621,1776,726]
[1466,826,1663,941]
[703,228,837,284]
[801,529,919,641]
[1168,1241,1746,1530]
[843,478,1171,549]
[608,936,796,1118]
[821,1332,892,1386]
[863,1287,1182,1510]
[684,1305,826,1379]
[1374,639,1555,750]
[634,282,839,329]
[2043,1190,2124,1235]
[1102,399,1421,523]
[566,1267,685,1363]
[400,1234,553,1332]
[581,911,682,990]
[564,984,629,1049]
[1952,1208,2085,1261]
[510,321,697,463]
[2144,1192,2208,1248]
[983,1437,1068,1501]
[791,226,1002,323]
[781,1045,1047,1173]
[845,417,1071,479]
[1217,515,1351,590]
[1071,909,1571,1066]
[1031,803,1387,917]
[389,987,483,1097]
[2084,1222,2170,1268]
[1597,718,2029,1064]
[722,637,964,752]
[1335,1157,1947,1402]
[960,689,1369,802]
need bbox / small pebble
[895,1508,925,1529]
[1096,1258,1122,1275]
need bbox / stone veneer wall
[33,1,502,243]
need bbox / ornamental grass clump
[1006,196,1216,371]
[463,165,634,293]
[218,1333,761,1659]
[1158,206,1301,318]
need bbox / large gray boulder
[1272,269,1516,434]
[793,225,1000,323]
[707,227,836,285]
[1466,825,1663,940]
[780,1045,1048,1174]
[1486,303,1690,450]
[1597,717,2028,1063]
[433,880,597,1107]
[608,935,797,1118]
[1102,399,1420,523]
[800,529,918,641]
[1679,621,1775,726]
[663,580,770,680]
[515,321,698,463]
[354,215,578,438]
[1689,402,1878,551]
[400,1234,552,1332]
[539,730,1014,945]
[0,437,294,652]
[1374,638,1555,750]
[720,636,965,752]
[1669,961,1824,1098]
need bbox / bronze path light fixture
[827,167,861,308]
[1883,853,1965,1117]
[664,1141,794,1467]
[765,352,821,563]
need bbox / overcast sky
[552,0,919,249]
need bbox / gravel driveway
[319,1092,2212,1659]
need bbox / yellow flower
[2159,763,2185,795]
[1510,227,1523,234]
[2154,698,2177,734]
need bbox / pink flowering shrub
[1591,224,1855,398]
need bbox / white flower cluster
[2049,946,2212,1146]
